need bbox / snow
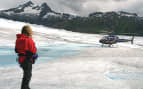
[117,12,137,17]
[120,14,135,17]
[43,12,62,18]
[92,14,103,17]
[3,4,41,15]
[0,18,101,46]
[0,18,143,89]
[21,6,41,15]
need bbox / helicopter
[99,34,135,47]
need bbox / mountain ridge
[0,1,143,35]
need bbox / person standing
[15,25,38,89]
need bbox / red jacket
[15,34,37,63]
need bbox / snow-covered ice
[0,18,143,89]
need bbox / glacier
[0,18,143,89]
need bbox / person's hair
[21,25,32,37]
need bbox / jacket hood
[16,34,28,38]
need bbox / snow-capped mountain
[118,11,138,17]
[1,1,57,17]
[89,11,138,17]
[0,1,76,28]
[0,1,143,35]
[3,1,38,13]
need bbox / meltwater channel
[0,43,96,66]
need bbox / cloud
[0,0,25,9]
[0,0,143,16]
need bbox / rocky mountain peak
[18,1,34,9]
[41,2,52,12]
[23,1,34,6]
[118,11,138,17]
[89,11,138,18]
[2,1,35,13]
[39,2,53,17]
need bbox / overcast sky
[0,0,143,16]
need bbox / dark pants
[20,59,32,89]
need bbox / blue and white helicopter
[99,34,135,47]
